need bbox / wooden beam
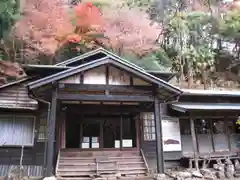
[46,87,57,176]
[58,84,153,93]
[58,93,154,102]
[154,98,164,173]
[62,104,153,114]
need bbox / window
[195,119,213,153]
[141,112,155,141]
[38,112,48,141]
[212,119,229,151]
[0,115,35,146]
[229,119,240,151]
[179,119,193,154]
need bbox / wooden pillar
[209,118,215,152]
[46,87,57,176]
[100,121,104,149]
[154,98,164,174]
[120,116,123,150]
[190,117,199,170]
[135,117,140,149]
[60,112,66,149]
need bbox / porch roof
[171,102,240,113]
[182,89,240,97]
[26,56,182,101]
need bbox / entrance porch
[63,105,139,150]
[54,103,150,178]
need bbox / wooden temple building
[0,48,240,179]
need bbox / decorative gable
[59,65,151,86]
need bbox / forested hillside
[0,0,240,90]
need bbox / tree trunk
[202,68,207,90]
[187,64,193,88]
[179,55,185,87]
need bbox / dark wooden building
[0,48,182,178]
[170,89,240,164]
[0,48,240,179]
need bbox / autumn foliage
[12,0,161,64]
[100,5,161,57]
[14,0,103,64]
[73,2,103,30]
[63,2,104,50]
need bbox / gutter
[27,87,51,177]
[163,92,182,103]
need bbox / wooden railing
[140,149,149,173]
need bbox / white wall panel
[83,66,106,84]
[109,66,130,85]
[59,74,81,84]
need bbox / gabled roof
[23,48,175,81]
[55,47,145,71]
[27,56,182,100]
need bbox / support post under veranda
[190,117,199,170]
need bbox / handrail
[140,149,149,173]
[55,149,61,176]
[96,158,99,175]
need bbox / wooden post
[209,118,215,152]
[46,87,57,176]
[154,98,164,173]
[100,121,103,149]
[80,123,83,149]
[190,117,199,170]
[120,116,123,150]
[61,112,66,149]
[135,116,140,149]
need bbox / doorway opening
[65,113,137,149]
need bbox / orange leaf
[67,34,82,43]
[73,2,103,29]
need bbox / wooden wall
[140,104,183,171]
[0,82,38,110]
